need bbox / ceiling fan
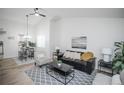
[29,8,46,17]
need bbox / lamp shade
[55,46,60,50]
[102,48,112,55]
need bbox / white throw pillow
[63,51,75,59]
[67,52,70,57]
[73,52,81,60]
[72,52,76,59]
[64,51,80,59]
[63,51,71,58]
[63,51,68,57]
[68,52,72,58]
[111,74,121,85]
[71,52,77,59]
[66,51,71,58]
[68,52,74,58]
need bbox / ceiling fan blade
[39,14,46,17]
[29,13,35,15]
[34,8,38,12]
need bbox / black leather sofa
[60,50,96,74]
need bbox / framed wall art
[72,36,87,49]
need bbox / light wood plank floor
[0,58,33,85]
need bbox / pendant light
[23,15,32,39]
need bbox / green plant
[28,41,36,47]
[113,41,124,74]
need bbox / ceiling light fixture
[30,8,46,17]
[24,15,32,40]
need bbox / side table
[98,59,113,75]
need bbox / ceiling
[0,8,124,25]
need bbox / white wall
[50,19,61,54]
[50,18,124,68]
[34,18,50,57]
[0,18,35,58]
[0,16,50,58]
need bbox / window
[36,35,45,48]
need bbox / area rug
[14,58,35,65]
[25,66,96,85]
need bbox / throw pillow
[81,51,94,61]
[63,51,68,57]
[67,51,72,58]
[72,52,76,59]
[69,52,74,59]
[73,52,81,60]
[63,51,73,58]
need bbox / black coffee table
[46,62,75,85]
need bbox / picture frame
[72,36,87,49]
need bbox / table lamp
[55,46,60,54]
[102,48,112,62]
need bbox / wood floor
[0,58,33,85]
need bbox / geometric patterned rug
[25,66,96,85]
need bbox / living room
[1,0,124,93]
[0,8,124,85]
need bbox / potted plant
[57,60,62,67]
[113,41,124,74]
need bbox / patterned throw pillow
[81,52,94,61]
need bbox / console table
[98,59,113,75]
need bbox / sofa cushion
[111,74,121,85]
[81,52,94,61]
[120,70,124,85]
